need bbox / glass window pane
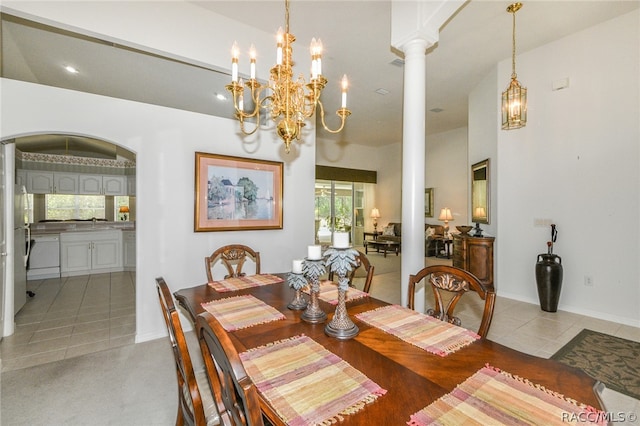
[46,194,105,220]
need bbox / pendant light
[501,2,527,130]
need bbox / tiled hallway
[1,272,135,372]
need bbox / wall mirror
[471,159,490,224]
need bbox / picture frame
[195,152,283,232]
[425,188,434,218]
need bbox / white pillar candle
[292,259,303,274]
[333,232,349,248]
[308,245,322,260]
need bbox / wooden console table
[452,234,495,289]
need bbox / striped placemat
[355,305,479,357]
[201,295,285,332]
[208,274,284,292]
[304,280,369,305]
[240,335,386,426]
[408,364,607,426]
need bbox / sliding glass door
[315,180,365,245]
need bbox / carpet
[551,329,640,400]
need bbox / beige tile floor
[1,271,136,372]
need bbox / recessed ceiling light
[214,93,227,101]
[64,65,79,74]
[375,88,389,96]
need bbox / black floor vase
[535,253,563,312]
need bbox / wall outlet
[534,218,554,227]
[584,275,594,287]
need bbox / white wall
[426,127,468,227]
[471,10,639,326]
[2,79,316,341]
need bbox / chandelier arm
[316,99,350,134]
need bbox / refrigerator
[13,184,30,314]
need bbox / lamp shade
[474,207,486,218]
[370,208,380,219]
[438,208,453,222]
[119,206,130,213]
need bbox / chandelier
[226,0,351,153]
[501,2,527,130]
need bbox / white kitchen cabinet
[60,230,123,277]
[16,169,27,188]
[25,171,78,194]
[78,175,126,195]
[54,173,79,194]
[25,171,54,193]
[123,231,136,270]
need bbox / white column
[400,39,428,310]
[391,0,464,310]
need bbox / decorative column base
[287,289,308,310]
[301,289,327,323]
[324,290,359,339]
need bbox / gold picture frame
[425,188,434,218]
[194,152,283,232]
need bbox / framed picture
[195,152,283,232]
[425,188,434,218]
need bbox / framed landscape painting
[195,152,283,232]
[425,188,434,218]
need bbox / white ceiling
[2,1,638,150]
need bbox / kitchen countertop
[30,221,135,236]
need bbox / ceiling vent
[389,58,405,67]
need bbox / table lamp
[473,207,486,236]
[438,207,453,235]
[119,205,130,221]
[370,208,380,232]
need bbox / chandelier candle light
[324,232,359,339]
[226,0,351,153]
[501,2,527,130]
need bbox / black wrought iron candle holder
[324,247,359,339]
[301,258,327,323]
[287,272,308,310]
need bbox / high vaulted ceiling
[2,1,638,150]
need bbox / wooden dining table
[174,274,605,425]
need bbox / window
[115,196,130,220]
[45,194,105,220]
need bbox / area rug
[551,329,640,400]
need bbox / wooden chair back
[197,312,264,426]
[205,244,261,281]
[156,277,207,426]
[407,265,496,337]
[328,250,375,293]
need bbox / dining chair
[196,312,266,426]
[155,277,219,426]
[407,265,496,338]
[205,244,261,281]
[328,250,375,293]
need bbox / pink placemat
[208,274,284,292]
[355,304,479,357]
[240,335,386,426]
[304,280,369,305]
[201,294,285,331]
[408,364,607,425]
